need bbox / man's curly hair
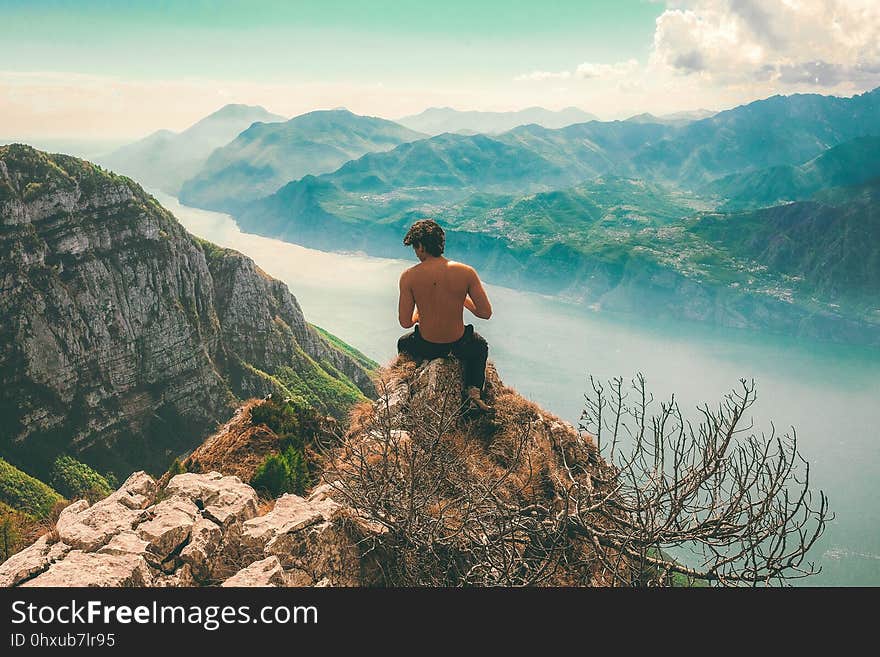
[403,219,445,257]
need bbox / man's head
[403,219,445,261]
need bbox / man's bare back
[397,218,494,412]
[398,256,492,343]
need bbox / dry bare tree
[317,362,829,587]
[573,374,830,586]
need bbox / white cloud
[575,58,640,79]
[515,59,640,82]
[650,0,880,87]
[514,70,572,81]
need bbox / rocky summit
[0,144,374,478]
[1,356,617,587]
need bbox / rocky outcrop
[0,144,375,477]
[0,469,385,588]
[1,356,611,587]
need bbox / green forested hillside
[178,109,425,212]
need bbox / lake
[153,190,880,586]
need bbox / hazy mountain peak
[397,105,599,135]
[202,103,282,122]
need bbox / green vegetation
[192,235,230,267]
[165,458,187,478]
[311,324,378,372]
[250,394,323,453]
[0,458,63,519]
[250,445,311,497]
[178,109,425,213]
[48,455,114,502]
[0,501,38,562]
[701,136,880,210]
[248,395,321,497]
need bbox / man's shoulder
[447,260,478,280]
[446,260,476,273]
[400,263,421,279]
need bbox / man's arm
[466,267,492,319]
[398,271,417,328]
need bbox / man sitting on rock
[397,219,494,412]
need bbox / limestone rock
[240,494,336,551]
[97,531,152,557]
[136,496,199,560]
[153,563,197,588]
[180,517,223,580]
[166,472,258,526]
[56,472,157,551]
[0,536,70,587]
[22,551,154,587]
[0,144,374,479]
[221,556,285,587]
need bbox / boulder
[165,472,258,526]
[180,517,223,580]
[136,496,200,560]
[153,563,197,588]
[221,556,285,587]
[240,494,337,551]
[56,472,157,551]
[97,531,152,557]
[0,536,70,587]
[22,550,153,587]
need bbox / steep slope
[701,136,880,210]
[633,87,880,185]
[496,120,675,179]
[688,182,880,310]
[1,358,623,587]
[397,106,598,134]
[97,104,285,195]
[178,109,425,213]
[0,144,374,480]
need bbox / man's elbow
[477,306,492,320]
[399,317,415,329]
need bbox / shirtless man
[397,219,494,412]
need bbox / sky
[2,0,880,140]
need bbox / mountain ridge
[178,109,425,213]
[0,144,375,480]
[97,104,285,196]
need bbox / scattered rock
[221,556,286,587]
[241,494,334,551]
[22,551,153,587]
[166,472,258,526]
[56,472,157,551]
[180,517,223,580]
[0,535,70,587]
[136,496,199,560]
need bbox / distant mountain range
[634,88,880,186]
[701,136,880,210]
[178,109,424,213]
[396,106,599,134]
[82,87,880,344]
[624,109,716,126]
[98,104,285,195]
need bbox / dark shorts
[397,324,489,391]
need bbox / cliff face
[0,144,374,478]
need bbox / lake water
[153,190,880,586]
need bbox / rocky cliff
[0,144,375,479]
[1,357,618,587]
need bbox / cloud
[575,58,640,79]
[514,70,572,81]
[515,59,639,82]
[650,0,880,87]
